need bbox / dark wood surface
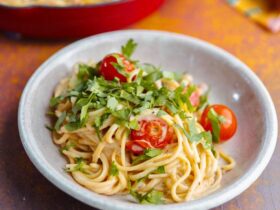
[0,0,279,209]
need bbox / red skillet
[0,0,164,39]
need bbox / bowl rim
[18,29,278,210]
[0,0,127,10]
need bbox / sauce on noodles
[0,0,114,7]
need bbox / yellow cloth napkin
[227,0,280,32]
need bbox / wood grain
[0,0,279,209]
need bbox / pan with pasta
[47,39,237,204]
[0,0,114,7]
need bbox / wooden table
[0,0,279,209]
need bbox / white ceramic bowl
[18,30,278,210]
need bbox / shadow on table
[0,104,96,210]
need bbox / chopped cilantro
[65,122,81,131]
[130,190,164,204]
[54,112,66,131]
[107,96,118,110]
[109,161,119,176]
[140,63,160,74]
[112,108,131,121]
[162,71,181,80]
[198,91,209,111]
[60,141,76,152]
[154,166,165,174]
[207,108,225,142]
[156,110,168,117]
[201,131,213,149]
[49,96,63,107]
[165,101,178,114]
[48,40,211,146]
[77,64,99,80]
[121,39,137,58]
[111,61,129,78]
[93,113,110,141]
[128,119,139,130]
[143,70,163,82]
[174,122,213,149]
[133,149,162,165]
[80,104,89,123]
[145,148,162,157]
[66,157,87,173]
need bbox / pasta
[47,39,236,204]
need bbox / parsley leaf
[198,91,209,111]
[93,113,110,141]
[121,39,137,58]
[130,190,164,204]
[65,121,81,131]
[145,148,162,157]
[162,71,181,80]
[128,119,139,130]
[111,62,129,78]
[201,131,213,149]
[140,63,159,74]
[60,141,76,152]
[120,90,140,105]
[112,108,131,121]
[156,110,168,117]
[154,166,165,174]
[77,64,99,80]
[50,96,63,107]
[207,108,223,142]
[54,112,66,131]
[165,101,178,114]
[109,161,119,176]
[107,96,118,110]
[66,157,87,173]
[188,118,198,136]
[174,123,213,149]
[133,149,162,165]
[80,104,89,123]
[143,70,163,82]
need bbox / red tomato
[100,53,134,82]
[127,117,174,155]
[200,104,237,142]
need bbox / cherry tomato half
[100,53,134,82]
[200,104,237,142]
[127,117,174,155]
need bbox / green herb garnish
[133,148,162,165]
[49,96,63,107]
[154,166,165,174]
[130,190,164,204]
[109,161,119,176]
[66,157,87,173]
[54,112,66,131]
[121,39,138,58]
[207,108,226,142]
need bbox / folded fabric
[227,0,280,32]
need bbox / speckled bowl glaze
[18,30,278,210]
